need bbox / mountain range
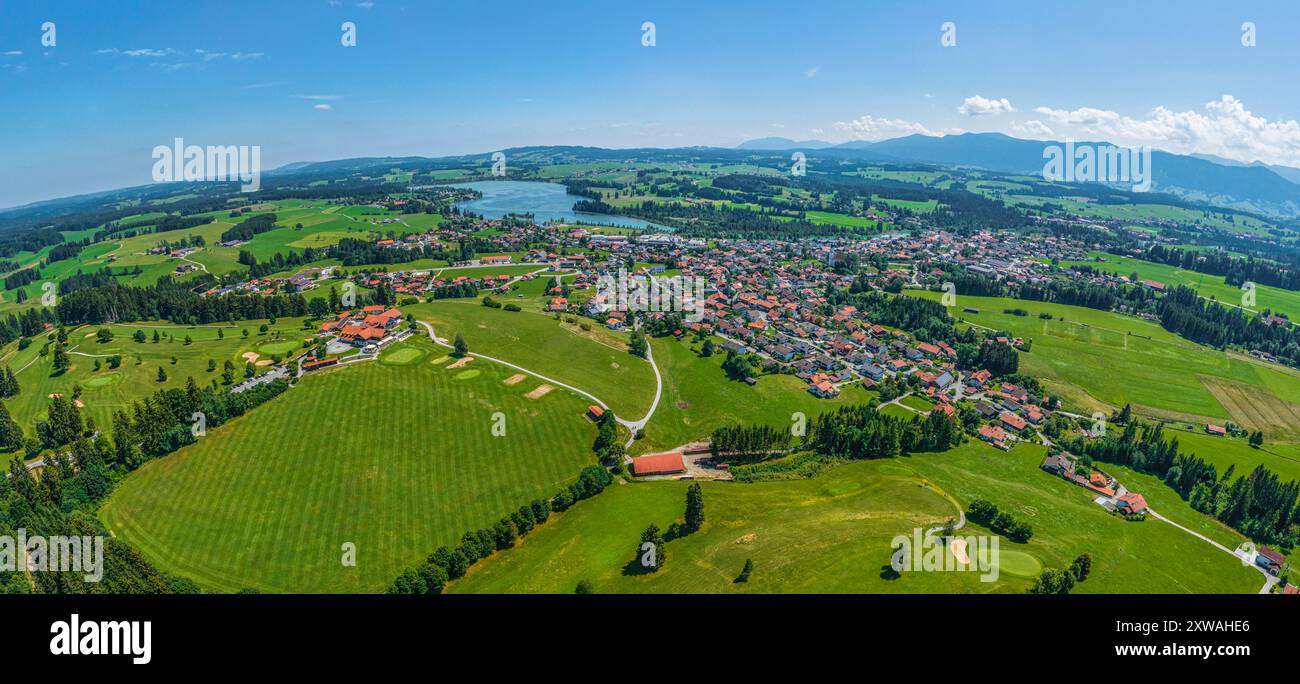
[736,132,1300,216]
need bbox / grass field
[403,301,657,418]
[1,319,313,438]
[910,290,1300,424]
[909,289,1300,491]
[1063,251,1300,321]
[634,336,857,453]
[0,198,451,317]
[100,337,600,593]
[451,440,1262,594]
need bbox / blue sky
[2,0,1300,208]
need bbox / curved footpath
[414,319,662,447]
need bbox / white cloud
[97,48,179,58]
[1010,119,1054,138]
[297,94,342,100]
[357,1,375,7]
[313,103,334,111]
[1032,95,1300,166]
[958,95,1015,117]
[805,66,819,78]
[3,51,22,56]
[832,114,955,140]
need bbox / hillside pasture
[100,338,600,593]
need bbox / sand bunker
[950,537,971,565]
[240,352,260,363]
[73,399,85,408]
[447,356,474,370]
[48,393,63,399]
[503,373,527,386]
[255,359,273,366]
[524,384,553,399]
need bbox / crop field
[1,318,313,436]
[404,301,657,418]
[99,337,600,593]
[450,440,1262,594]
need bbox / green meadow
[1063,251,1300,321]
[909,290,1300,427]
[404,300,658,419]
[451,440,1262,594]
[635,336,857,454]
[100,338,600,593]
[2,318,313,437]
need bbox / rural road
[414,319,663,441]
[619,329,662,448]
[1143,507,1280,593]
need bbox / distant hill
[737,132,1300,216]
[735,137,834,150]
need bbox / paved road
[620,324,663,448]
[1139,500,1280,594]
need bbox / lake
[451,180,669,230]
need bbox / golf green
[992,549,1043,578]
[257,340,299,356]
[82,372,123,389]
[381,347,425,365]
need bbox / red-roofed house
[1000,411,1028,432]
[978,424,1008,449]
[1116,492,1148,515]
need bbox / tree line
[1064,421,1299,546]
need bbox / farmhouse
[1116,492,1148,515]
[631,452,687,477]
[1206,424,1226,437]
[1255,546,1286,574]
